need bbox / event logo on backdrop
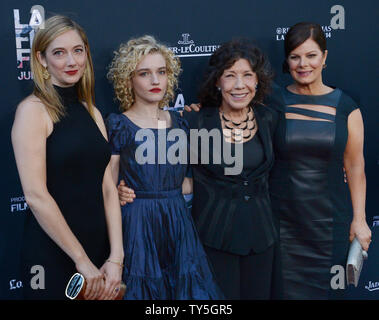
[363,215,379,295]
[8,194,28,293]
[14,5,44,81]
[9,278,23,291]
[275,25,333,41]
[373,216,379,228]
[168,33,220,58]
[8,193,33,293]
[170,94,185,111]
[365,281,379,292]
[167,33,220,110]
[275,4,345,41]
[10,196,28,213]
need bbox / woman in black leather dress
[269,22,371,299]
[11,16,123,300]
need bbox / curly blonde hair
[107,35,181,111]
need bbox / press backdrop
[1,0,378,299]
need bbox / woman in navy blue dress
[105,35,223,299]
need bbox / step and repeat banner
[1,0,378,299]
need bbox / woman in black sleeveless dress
[11,16,123,300]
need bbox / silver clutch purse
[346,238,368,287]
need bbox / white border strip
[176,53,213,58]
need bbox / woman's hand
[118,180,136,205]
[349,218,372,252]
[184,103,201,112]
[98,260,123,300]
[75,256,105,300]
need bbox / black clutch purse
[65,273,126,300]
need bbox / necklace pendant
[233,134,243,142]
[224,123,234,130]
[223,129,232,138]
[243,129,252,139]
[238,122,248,130]
[247,121,256,130]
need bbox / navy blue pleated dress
[105,111,223,300]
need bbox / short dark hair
[283,22,327,73]
[198,39,273,108]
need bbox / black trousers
[204,242,282,300]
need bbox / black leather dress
[269,84,358,299]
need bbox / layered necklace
[219,106,256,143]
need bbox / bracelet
[106,259,124,268]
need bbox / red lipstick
[65,70,78,76]
[149,88,161,93]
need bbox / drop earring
[42,66,50,80]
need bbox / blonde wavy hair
[31,15,96,123]
[107,35,181,111]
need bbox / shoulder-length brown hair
[282,22,327,73]
[31,15,96,123]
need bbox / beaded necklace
[220,106,256,142]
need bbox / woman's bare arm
[344,108,371,251]
[12,98,104,299]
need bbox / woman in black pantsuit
[184,40,282,299]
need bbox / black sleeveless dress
[20,85,111,299]
[269,84,358,299]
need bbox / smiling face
[287,38,328,86]
[131,52,168,106]
[217,58,258,111]
[38,29,87,87]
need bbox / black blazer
[184,105,278,255]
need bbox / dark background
[1,0,378,299]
